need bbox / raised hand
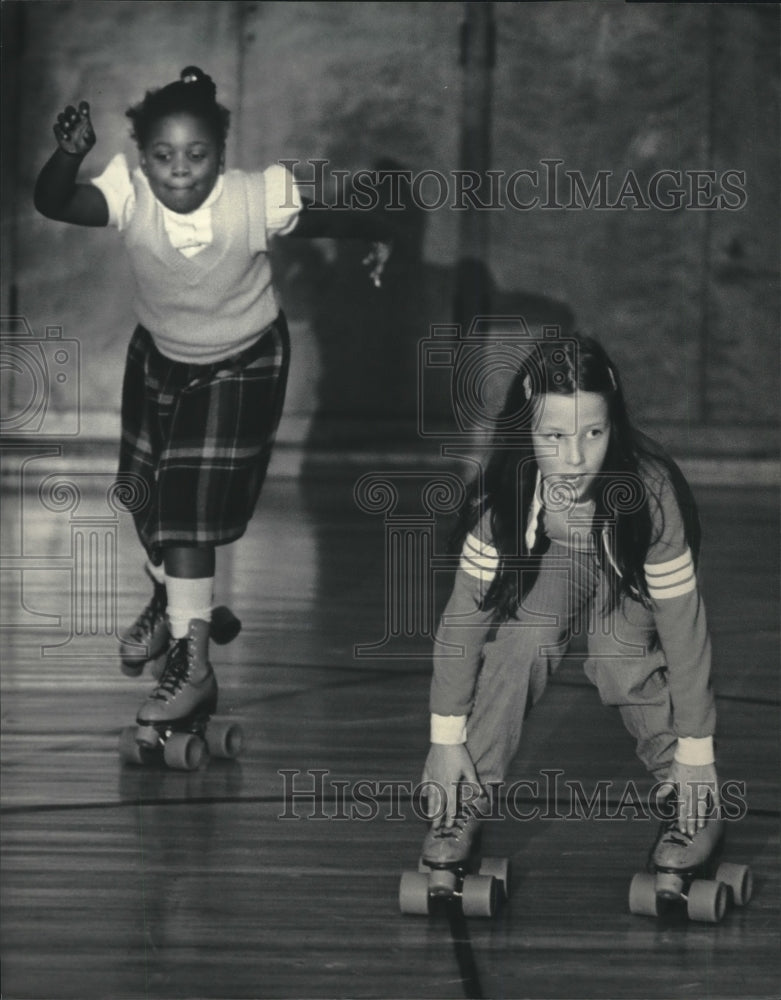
[35,100,107,224]
[53,101,96,156]
[362,241,392,288]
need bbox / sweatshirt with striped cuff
[429,458,716,755]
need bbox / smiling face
[139,112,224,214]
[531,391,610,503]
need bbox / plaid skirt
[117,315,290,558]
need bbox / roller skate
[399,808,510,918]
[118,618,243,771]
[119,569,169,676]
[119,568,242,677]
[629,815,753,923]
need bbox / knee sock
[165,575,213,639]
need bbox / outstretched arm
[287,198,393,241]
[286,199,395,288]
[34,101,108,226]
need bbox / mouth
[552,474,590,494]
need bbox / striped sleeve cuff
[674,735,715,766]
[460,532,499,584]
[430,714,468,745]
[644,547,696,600]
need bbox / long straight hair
[452,333,701,617]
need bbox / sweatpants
[435,544,677,786]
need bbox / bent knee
[584,655,668,707]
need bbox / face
[140,112,223,214]
[531,391,610,503]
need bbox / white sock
[165,575,213,639]
[146,560,166,586]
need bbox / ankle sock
[165,575,213,639]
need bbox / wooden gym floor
[1,459,778,999]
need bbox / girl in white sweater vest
[35,67,391,741]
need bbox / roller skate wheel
[206,719,243,759]
[135,724,160,748]
[655,871,684,901]
[716,862,753,906]
[163,732,205,771]
[120,657,146,679]
[118,726,146,765]
[399,871,430,915]
[210,606,241,645]
[628,872,659,916]
[461,874,499,918]
[686,879,728,923]
[428,868,457,895]
[479,857,511,900]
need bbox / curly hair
[126,66,231,149]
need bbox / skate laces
[660,818,695,848]
[436,819,465,841]
[152,639,190,700]
[434,810,478,841]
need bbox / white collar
[524,472,544,551]
[157,175,225,254]
[525,472,601,551]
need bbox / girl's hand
[663,760,720,836]
[53,101,96,156]
[362,241,392,288]
[421,743,482,829]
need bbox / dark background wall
[2,1,778,466]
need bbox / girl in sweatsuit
[421,333,721,869]
[34,67,390,736]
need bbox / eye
[152,151,172,162]
[189,150,207,162]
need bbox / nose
[565,437,584,468]
[171,153,190,176]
